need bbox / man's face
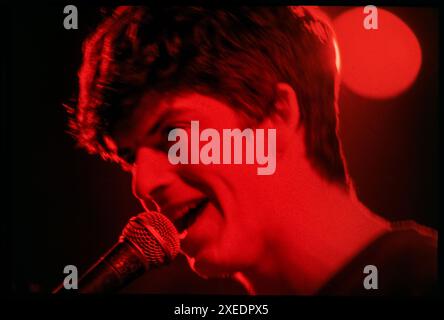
[113,91,280,278]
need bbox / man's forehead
[111,91,221,146]
[128,91,232,125]
[137,91,215,114]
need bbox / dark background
[5,5,439,293]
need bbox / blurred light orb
[333,7,422,99]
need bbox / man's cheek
[167,121,277,176]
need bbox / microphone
[53,211,180,293]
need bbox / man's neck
[237,165,391,295]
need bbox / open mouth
[170,198,209,234]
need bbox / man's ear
[261,82,303,157]
[271,82,300,129]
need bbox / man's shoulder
[318,220,438,296]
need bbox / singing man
[68,6,437,295]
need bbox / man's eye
[165,122,190,132]
[161,122,191,137]
[157,123,190,150]
[162,126,177,136]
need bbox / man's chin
[184,253,234,280]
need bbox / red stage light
[333,7,422,99]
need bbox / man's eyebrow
[146,108,174,135]
[146,105,191,136]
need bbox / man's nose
[131,147,175,203]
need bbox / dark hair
[70,6,349,187]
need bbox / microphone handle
[53,240,147,293]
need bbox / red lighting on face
[333,7,422,99]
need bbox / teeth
[171,201,200,219]
[189,202,199,210]
[170,206,187,218]
[165,199,207,234]
[178,230,188,240]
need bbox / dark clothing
[318,221,438,296]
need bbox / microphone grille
[120,211,180,267]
